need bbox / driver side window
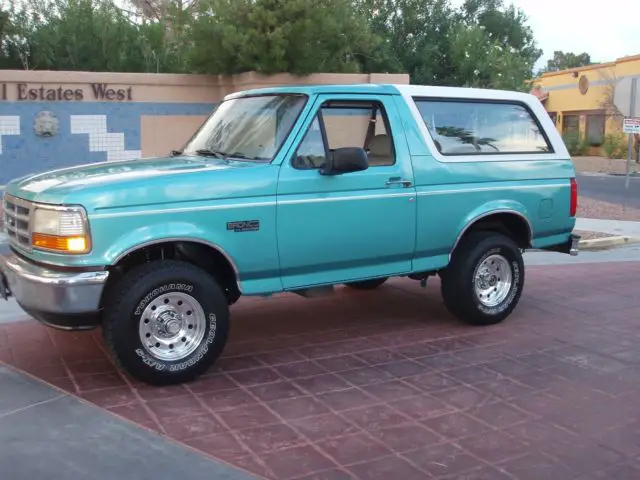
[293,100,395,170]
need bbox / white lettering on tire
[135,348,167,371]
[134,283,194,315]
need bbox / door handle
[386,177,413,188]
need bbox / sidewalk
[0,366,256,480]
[573,156,640,175]
[575,217,640,237]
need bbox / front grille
[3,194,33,251]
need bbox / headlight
[31,206,91,254]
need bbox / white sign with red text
[623,117,640,134]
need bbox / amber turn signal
[32,233,89,253]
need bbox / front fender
[103,221,235,266]
[85,199,278,275]
[92,210,282,295]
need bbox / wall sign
[1,83,134,101]
[623,117,640,134]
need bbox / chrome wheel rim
[474,254,513,307]
[138,292,206,361]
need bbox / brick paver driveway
[1,262,640,479]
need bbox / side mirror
[319,147,369,176]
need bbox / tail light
[570,177,578,217]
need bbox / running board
[291,285,335,298]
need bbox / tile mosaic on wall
[0,116,20,154]
[70,115,141,162]
[0,102,214,186]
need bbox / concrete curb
[579,235,640,250]
[578,172,640,178]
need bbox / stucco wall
[535,65,615,115]
[0,70,409,186]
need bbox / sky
[506,0,640,71]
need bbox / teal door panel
[277,93,417,289]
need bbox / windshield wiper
[170,149,183,157]
[227,151,269,162]
[195,148,227,160]
[193,149,268,162]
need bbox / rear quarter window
[413,98,553,156]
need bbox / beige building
[530,54,640,156]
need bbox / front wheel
[440,231,524,326]
[103,260,229,385]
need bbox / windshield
[182,94,307,162]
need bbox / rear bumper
[0,252,109,330]
[541,233,581,256]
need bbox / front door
[276,93,417,289]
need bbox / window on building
[586,113,605,146]
[413,99,552,155]
[293,100,395,169]
[562,114,580,134]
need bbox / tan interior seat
[367,134,393,166]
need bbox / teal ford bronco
[0,84,579,385]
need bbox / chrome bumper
[537,233,580,256]
[0,252,109,327]
[569,233,580,256]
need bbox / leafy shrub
[602,132,627,159]
[562,131,589,156]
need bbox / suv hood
[4,155,260,205]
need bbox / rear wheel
[103,260,229,385]
[440,231,524,326]
[344,277,389,290]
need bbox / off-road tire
[103,260,229,385]
[440,231,524,326]
[344,277,389,290]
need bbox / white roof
[393,84,536,102]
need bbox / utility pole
[624,77,638,191]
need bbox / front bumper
[0,252,109,330]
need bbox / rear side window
[413,99,552,156]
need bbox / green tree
[188,0,382,75]
[354,0,459,85]
[355,0,542,90]
[25,0,153,72]
[0,3,28,69]
[461,0,539,58]
[542,50,592,72]
[1,0,544,92]
[3,0,187,72]
[448,23,538,91]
